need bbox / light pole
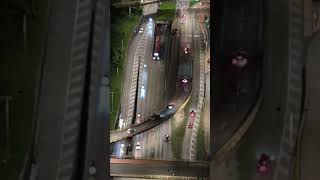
[118,32,125,77]
[111,91,114,112]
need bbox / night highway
[109,0,210,178]
[2,0,318,180]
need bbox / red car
[190,110,196,117]
[257,153,272,175]
[188,110,196,128]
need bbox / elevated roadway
[110,91,189,143]
[110,158,209,177]
[112,0,160,8]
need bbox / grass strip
[171,98,191,159]
[157,1,176,22]
[196,111,207,160]
[110,10,141,130]
[189,0,199,7]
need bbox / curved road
[181,3,203,160]
[110,91,189,143]
[299,33,320,180]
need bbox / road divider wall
[114,15,143,130]
[189,18,208,161]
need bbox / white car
[139,27,144,33]
[167,103,175,109]
[127,128,136,134]
[136,142,141,150]
[120,143,125,148]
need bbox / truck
[153,35,161,60]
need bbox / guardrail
[112,0,160,8]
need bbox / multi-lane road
[110,0,210,178]
[180,1,205,160]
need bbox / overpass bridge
[112,0,160,8]
[110,90,190,143]
[110,158,210,178]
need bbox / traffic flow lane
[181,7,202,160]
[113,17,155,157]
[134,18,165,158]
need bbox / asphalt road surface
[181,5,202,160]
[111,19,142,157]
[299,33,320,180]
[212,0,261,154]
[132,11,185,160]
[237,0,288,178]
[212,0,289,179]
[133,19,171,159]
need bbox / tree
[111,47,122,74]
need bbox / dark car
[172,29,178,35]
[164,134,170,142]
[184,44,191,54]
